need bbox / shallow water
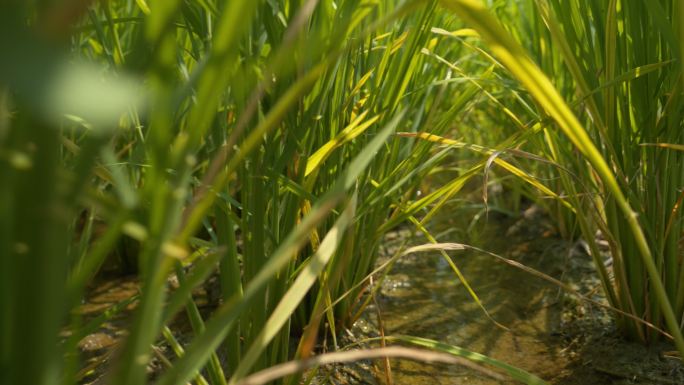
[372,215,577,384]
[361,210,684,385]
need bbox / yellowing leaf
[305,111,380,176]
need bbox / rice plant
[436,0,684,357]
[2,0,682,384]
[529,0,684,348]
[0,0,551,384]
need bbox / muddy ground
[74,206,684,384]
[316,207,684,384]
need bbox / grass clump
[1,0,683,384]
[0,1,512,384]
[436,0,684,356]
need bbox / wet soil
[335,207,684,384]
[72,274,219,384]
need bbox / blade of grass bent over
[381,336,549,385]
[235,346,506,385]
